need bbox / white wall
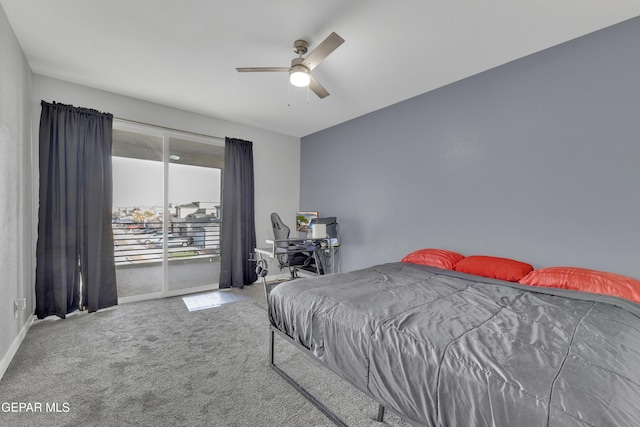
[0,4,34,379]
[1,16,301,378]
[32,75,301,256]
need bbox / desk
[254,238,339,276]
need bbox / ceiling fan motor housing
[290,57,308,70]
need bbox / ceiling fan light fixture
[289,65,310,87]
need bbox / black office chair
[271,212,316,278]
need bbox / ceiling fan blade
[236,67,290,72]
[309,75,330,99]
[302,32,344,71]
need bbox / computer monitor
[296,211,317,234]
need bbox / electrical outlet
[13,298,26,320]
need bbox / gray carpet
[0,284,409,427]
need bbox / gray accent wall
[301,16,640,279]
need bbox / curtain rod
[113,117,225,141]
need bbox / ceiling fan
[236,32,345,99]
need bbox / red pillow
[519,267,640,305]
[453,255,533,282]
[401,248,465,270]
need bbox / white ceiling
[3,1,640,138]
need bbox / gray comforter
[268,262,640,426]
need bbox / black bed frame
[264,281,387,426]
[268,325,386,426]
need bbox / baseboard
[0,314,36,382]
[118,291,165,305]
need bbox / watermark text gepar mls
[2,402,70,413]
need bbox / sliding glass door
[112,127,165,299]
[111,122,224,302]
[167,136,224,293]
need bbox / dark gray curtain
[35,101,117,319]
[219,137,257,288]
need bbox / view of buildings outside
[111,157,221,266]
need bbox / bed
[266,254,640,426]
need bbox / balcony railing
[112,219,221,266]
